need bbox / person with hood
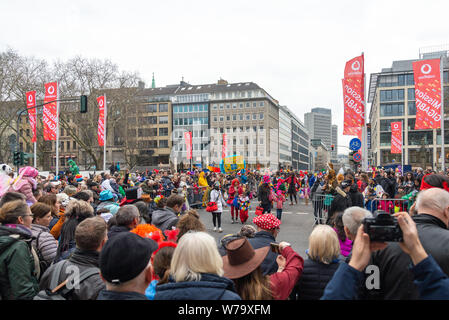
[327,180,352,225]
[209,181,228,233]
[348,181,364,208]
[228,178,243,223]
[96,190,120,215]
[0,199,39,299]
[7,166,39,205]
[154,231,241,300]
[151,195,184,232]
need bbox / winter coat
[247,231,279,276]
[107,225,131,240]
[154,273,241,300]
[0,225,39,299]
[369,214,449,299]
[31,224,58,265]
[328,190,352,220]
[209,189,227,213]
[39,248,105,300]
[295,258,341,300]
[270,246,304,300]
[151,207,179,232]
[333,228,352,257]
[258,184,272,205]
[348,184,364,208]
[321,254,449,300]
[96,201,120,215]
[380,177,396,198]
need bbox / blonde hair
[308,225,340,264]
[170,231,224,282]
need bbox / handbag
[255,206,264,216]
[206,202,218,212]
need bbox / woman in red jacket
[227,179,243,224]
[222,215,304,300]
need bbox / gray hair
[416,188,449,214]
[115,204,140,226]
[342,207,372,236]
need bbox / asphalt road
[196,198,316,258]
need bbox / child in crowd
[378,192,394,214]
[275,189,286,220]
[238,191,250,224]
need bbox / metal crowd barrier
[311,194,410,225]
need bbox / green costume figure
[68,158,80,175]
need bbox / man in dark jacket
[39,217,108,300]
[380,171,396,199]
[368,188,449,299]
[247,214,282,275]
[151,195,183,232]
[107,205,140,239]
[97,231,158,300]
[348,183,364,208]
[327,181,352,225]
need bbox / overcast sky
[1,0,449,155]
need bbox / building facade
[331,124,338,162]
[278,105,292,169]
[368,52,449,169]
[291,112,310,170]
[304,107,333,151]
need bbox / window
[239,103,243,108]
[159,103,168,112]
[159,116,168,124]
[260,125,264,131]
[241,92,246,98]
[246,102,250,108]
[220,116,224,121]
[214,116,217,122]
[253,102,257,107]
[194,105,198,112]
[159,140,169,148]
[259,101,264,107]
[233,114,237,120]
[226,104,230,109]
[233,103,237,109]
[246,126,250,132]
[246,114,250,120]
[226,116,230,121]
[189,105,193,112]
[407,88,415,101]
[184,105,188,112]
[144,104,157,112]
[408,131,433,145]
[253,126,257,132]
[260,138,264,144]
[233,127,237,132]
[128,117,137,125]
[408,102,416,116]
[380,89,404,102]
[252,114,257,120]
[139,116,157,125]
[199,105,203,112]
[260,113,264,120]
[380,103,404,116]
[240,114,243,121]
[159,128,168,136]
[220,104,224,109]
[213,104,217,110]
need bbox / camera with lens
[362,210,403,242]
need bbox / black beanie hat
[100,232,158,284]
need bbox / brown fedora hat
[222,237,270,279]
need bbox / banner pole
[34,142,36,168]
[104,94,107,172]
[362,51,368,172]
[441,55,445,173]
[55,83,59,177]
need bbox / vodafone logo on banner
[43,82,59,141]
[391,121,402,154]
[26,91,37,143]
[28,94,34,103]
[421,64,432,74]
[352,61,360,71]
[97,96,106,146]
[48,85,55,95]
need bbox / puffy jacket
[107,225,130,240]
[151,207,179,232]
[39,248,105,300]
[0,225,39,300]
[295,258,341,300]
[328,190,352,221]
[209,189,227,213]
[31,224,58,265]
[96,201,120,215]
[154,273,241,300]
[247,231,279,275]
[369,214,449,299]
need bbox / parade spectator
[0,199,39,299]
[39,194,61,237]
[342,207,372,243]
[133,201,152,224]
[348,180,364,208]
[0,191,26,208]
[30,203,58,274]
[369,188,449,299]
[176,209,206,241]
[108,205,140,239]
[228,179,243,223]
[145,246,176,300]
[248,214,282,275]
[97,231,157,300]
[286,172,299,205]
[152,195,183,232]
[209,181,227,232]
[6,166,39,205]
[332,211,352,257]
[238,224,257,238]
[292,225,341,300]
[258,177,273,214]
[97,190,120,215]
[154,231,241,300]
[222,237,303,300]
[377,192,394,214]
[275,190,286,221]
[54,199,95,262]
[39,217,108,300]
[327,180,352,224]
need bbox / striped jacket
[31,224,58,265]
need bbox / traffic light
[348,151,355,164]
[80,95,88,113]
[331,144,335,151]
[13,151,24,165]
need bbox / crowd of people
[0,162,448,300]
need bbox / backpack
[33,260,99,300]
[33,231,51,280]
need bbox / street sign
[349,138,362,151]
[353,152,362,162]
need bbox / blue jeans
[276,209,282,220]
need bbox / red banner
[222,133,227,159]
[43,82,58,141]
[343,54,365,137]
[391,121,402,154]
[413,59,441,129]
[184,131,192,159]
[26,91,37,143]
[97,96,105,146]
